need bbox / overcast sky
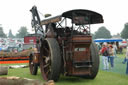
[0,0,128,35]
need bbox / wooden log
[0,66,8,75]
[43,80,55,85]
[0,77,55,85]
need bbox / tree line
[0,26,29,38]
[93,22,128,39]
[0,22,128,39]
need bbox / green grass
[1,67,128,85]
[99,49,127,74]
[0,48,128,85]
[99,56,126,74]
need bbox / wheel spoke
[43,63,49,68]
[45,69,50,76]
[44,47,49,53]
[45,57,50,63]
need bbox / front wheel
[29,53,38,75]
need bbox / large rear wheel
[40,38,62,81]
[89,42,99,79]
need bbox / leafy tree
[0,26,7,38]
[94,26,112,39]
[16,26,29,38]
[121,23,128,39]
[8,29,15,38]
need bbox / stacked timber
[0,49,35,57]
[0,66,8,75]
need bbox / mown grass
[99,55,126,74]
[99,48,127,74]
[1,67,128,85]
[0,48,128,85]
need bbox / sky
[0,0,128,35]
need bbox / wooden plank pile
[0,49,35,57]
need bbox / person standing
[113,43,117,57]
[125,47,128,74]
[100,44,109,70]
[109,45,115,69]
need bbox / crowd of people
[99,43,128,75]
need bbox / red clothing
[101,47,107,54]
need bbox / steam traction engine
[29,6,104,81]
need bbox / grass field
[100,54,126,74]
[0,49,128,85]
[0,67,128,85]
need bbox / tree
[16,26,29,38]
[8,29,15,38]
[94,26,112,39]
[121,23,128,39]
[0,26,7,38]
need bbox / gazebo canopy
[94,38,122,42]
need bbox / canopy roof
[41,9,103,25]
[94,39,123,42]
